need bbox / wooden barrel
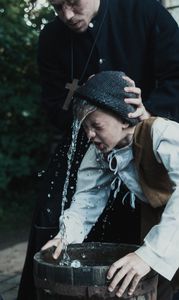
[34,242,158,300]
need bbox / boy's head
[73,71,139,126]
[73,71,140,152]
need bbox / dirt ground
[0,227,29,299]
[0,228,29,275]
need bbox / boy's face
[83,109,130,153]
[49,0,100,33]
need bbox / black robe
[17,0,179,299]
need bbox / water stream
[59,118,82,266]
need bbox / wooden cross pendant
[63,78,79,111]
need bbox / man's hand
[123,76,151,121]
[41,235,64,259]
[107,252,151,298]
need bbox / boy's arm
[136,118,179,280]
[42,144,115,256]
[105,118,179,298]
[60,144,115,244]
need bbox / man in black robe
[17,0,179,299]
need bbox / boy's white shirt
[57,117,179,280]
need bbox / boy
[42,71,179,298]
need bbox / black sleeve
[144,0,179,121]
[37,19,73,132]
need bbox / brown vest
[133,117,178,288]
[133,117,173,208]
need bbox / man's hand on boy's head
[107,252,151,298]
[123,76,151,121]
[41,235,64,260]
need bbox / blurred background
[0,0,179,299]
[0,1,57,298]
[0,0,56,234]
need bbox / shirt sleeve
[136,118,179,280]
[58,144,115,244]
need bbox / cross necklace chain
[63,3,108,111]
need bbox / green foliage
[0,0,56,226]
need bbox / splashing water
[70,260,81,268]
[59,118,82,265]
[58,98,97,265]
[58,99,99,266]
[61,118,81,216]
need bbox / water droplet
[38,170,45,177]
[70,260,81,268]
